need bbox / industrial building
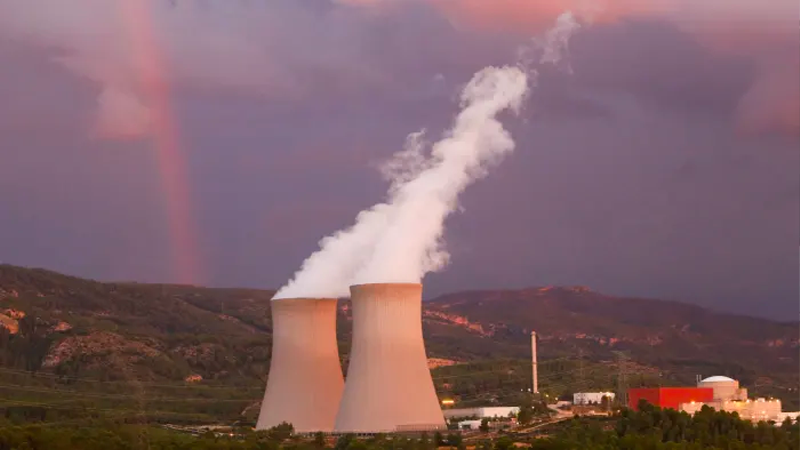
[443,406,520,420]
[679,376,782,422]
[630,376,791,423]
[256,298,344,432]
[573,392,615,405]
[628,387,714,411]
[457,419,484,430]
[334,283,446,433]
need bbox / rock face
[4,309,25,320]
[184,374,203,383]
[0,314,18,334]
[52,321,72,332]
[428,358,458,369]
[42,332,162,369]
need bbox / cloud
[92,85,153,139]
[0,0,384,140]
[431,0,663,30]
[428,0,799,136]
[1,0,796,140]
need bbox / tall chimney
[256,298,344,432]
[334,283,446,433]
[531,331,538,394]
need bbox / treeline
[526,402,799,450]
[0,421,294,450]
[1,405,797,450]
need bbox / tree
[446,432,463,448]
[517,398,534,425]
[267,422,294,442]
[479,418,490,433]
[420,431,433,450]
[493,436,514,450]
[313,431,326,449]
[334,434,354,450]
[517,407,533,425]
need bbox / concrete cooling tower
[256,298,344,433]
[334,283,446,433]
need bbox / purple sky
[0,1,797,319]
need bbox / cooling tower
[334,283,445,433]
[256,298,344,433]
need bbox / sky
[0,0,797,320]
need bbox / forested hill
[424,286,797,374]
[0,264,797,418]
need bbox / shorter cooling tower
[334,283,445,433]
[256,298,344,433]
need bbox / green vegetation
[528,403,799,450]
[0,420,297,450]
[0,406,796,450]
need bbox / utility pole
[614,351,629,408]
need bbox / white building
[443,406,520,420]
[698,376,748,401]
[457,420,483,430]
[573,392,615,405]
[678,376,784,423]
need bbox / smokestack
[334,283,445,433]
[257,298,344,432]
[531,331,538,394]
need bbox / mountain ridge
[0,263,796,417]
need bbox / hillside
[424,287,798,381]
[0,264,797,423]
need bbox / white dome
[701,376,736,383]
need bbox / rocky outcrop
[0,314,18,334]
[42,332,162,368]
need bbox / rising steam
[273,12,581,300]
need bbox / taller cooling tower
[256,298,344,433]
[334,283,445,433]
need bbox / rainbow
[122,1,202,285]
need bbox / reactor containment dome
[256,298,344,432]
[334,283,446,433]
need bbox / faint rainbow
[121,1,202,285]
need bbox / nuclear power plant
[256,298,344,433]
[257,283,445,434]
[334,283,446,432]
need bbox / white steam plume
[273,12,581,300]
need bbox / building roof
[700,376,736,383]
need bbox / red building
[628,388,714,411]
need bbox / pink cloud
[92,85,152,140]
[428,0,799,137]
[0,1,368,141]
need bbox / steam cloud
[274,12,581,299]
